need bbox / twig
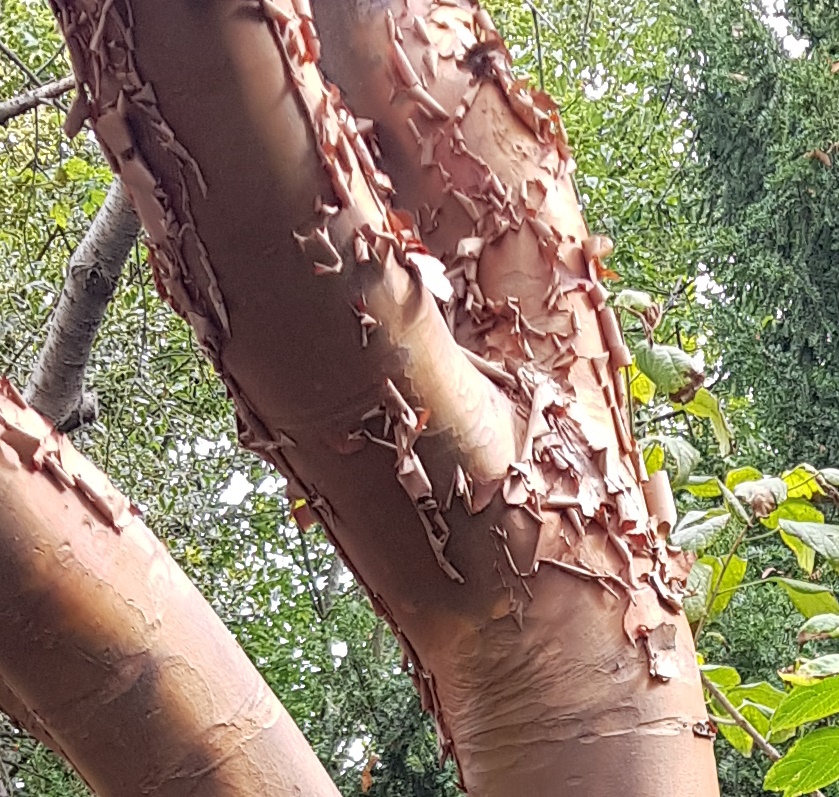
[0,40,43,87]
[701,674,827,797]
[701,673,781,760]
[0,76,74,126]
[529,5,545,91]
[693,523,749,643]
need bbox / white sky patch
[331,640,348,662]
[760,0,809,57]
[256,474,287,495]
[219,471,253,505]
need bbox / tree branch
[24,179,140,430]
[701,673,826,797]
[0,76,75,126]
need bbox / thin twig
[529,5,545,91]
[0,40,43,87]
[693,523,749,643]
[701,673,781,760]
[701,674,828,797]
[0,76,74,126]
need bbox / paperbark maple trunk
[43,0,719,794]
[0,382,341,797]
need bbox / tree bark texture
[24,178,140,431]
[45,0,719,794]
[0,76,75,126]
[0,380,342,797]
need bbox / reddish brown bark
[42,0,719,794]
[0,380,341,797]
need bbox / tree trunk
[0,380,341,797]
[41,0,719,793]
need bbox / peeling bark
[41,0,720,793]
[0,380,342,797]
[24,179,140,431]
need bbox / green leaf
[701,664,741,690]
[682,475,723,498]
[782,465,825,500]
[725,466,764,492]
[49,201,69,230]
[688,555,747,624]
[727,682,786,712]
[764,727,839,797]
[614,289,653,312]
[642,438,665,475]
[780,531,817,576]
[798,614,839,644]
[671,509,730,551]
[675,387,733,457]
[719,701,770,758]
[772,578,839,618]
[778,519,839,562]
[710,555,747,619]
[779,656,839,686]
[639,435,700,486]
[685,560,714,624]
[720,481,751,525]
[629,362,656,405]
[771,676,839,733]
[764,498,824,531]
[635,343,702,399]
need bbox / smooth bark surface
[0,380,341,797]
[24,178,140,430]
[44,0,719,793]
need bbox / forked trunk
[35,0,719,793]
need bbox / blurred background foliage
[0,0,837,794]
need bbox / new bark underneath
[0,380,341,797]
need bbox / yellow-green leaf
[771,676,839,733]
[764,727,839,797]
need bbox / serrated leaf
[675,387,733,457]
[772,578,839,618]
[635,343,703,400]
[728,682,786,713]
[671,509,730,551]
[682,475,723,498]
[782,465,825,500]
[725,466,763,492]
[614,289,653,312]
[639,435,700,486]
[778,519,839,562]
[701,663,741,690]
[764,727,839,797]
[771,676,839,733]
[798,614,839,644]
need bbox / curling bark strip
[0,380,341,797]
[46,0,719,793]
